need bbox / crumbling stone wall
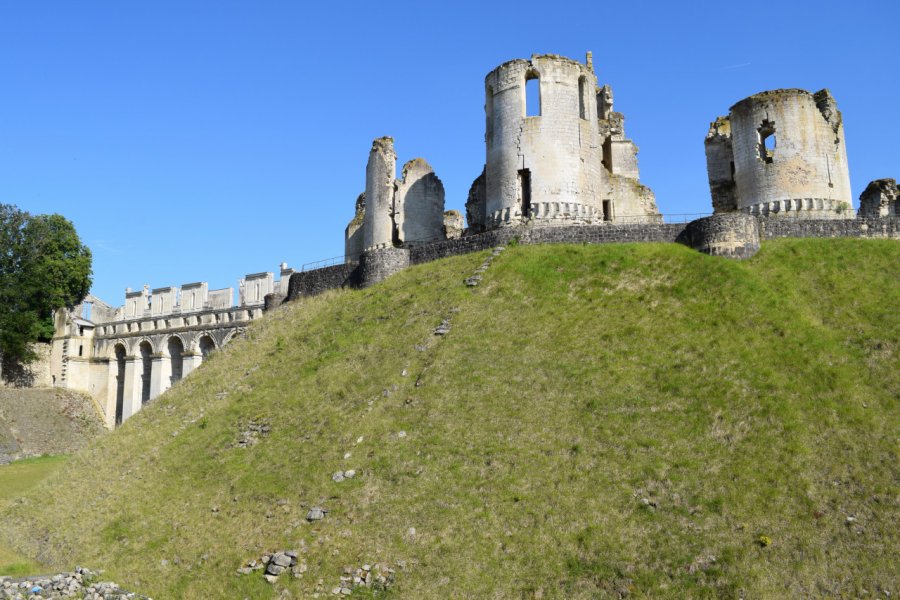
[346,138,451,255]
[859,178,898,218]
[394,159,445,245]
[344,193,366,261]
[705,89,852,218]
[443,210,464,239]
[362,137,397,251]
[465,168,487,233]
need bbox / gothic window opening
[525,72,541,117]
[758,119,776,163]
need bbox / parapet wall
[286,216,899,303]
[757,216,900,240]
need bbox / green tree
[0,204,92,366]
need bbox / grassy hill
[1,239,897,599]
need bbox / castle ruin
[20,52,898,429]
[467,53,658,231]
[705,89,852,218]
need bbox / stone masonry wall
[286,217,899,303]
[288,264,357,300]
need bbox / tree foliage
[0,204,92,365]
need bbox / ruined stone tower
[705,89,852,218]
[469,53,658,231]
[346,137,449,260]
[362,137,397,251]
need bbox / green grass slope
[1,239,897,599]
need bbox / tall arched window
[525,72,541,117]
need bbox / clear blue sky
[1,1,897,305]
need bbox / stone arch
[131,336,156,357]
[198,334,217,359]
[167,336,185,384]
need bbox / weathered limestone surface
[706,89,852,218]
[362,137,397,250]
[676,214,760,259]
[465,168,487,233]
[443,210,464,239]
[346,139,451,255]
[858,178,898,218]
[394,158,445,245]
[344,193,366,261]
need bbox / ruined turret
[705,89,852,218]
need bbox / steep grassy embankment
[0,388,105,463]
[1,239,897,599]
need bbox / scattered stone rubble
[331,469,357,483]
[236,550,307,584]
[0,567,149,599]
[329,564,394,596]
[465,246,505,287]
[306,507,327,522]
[231,418,271,448]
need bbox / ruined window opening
[81,302,92,320]
[518,168,532,218]
[578,76,587,120]
[525,73,540,117]
[602,138,613,172]
[79,326,84,336]
[758,120,776,163]
[602,200,613,222]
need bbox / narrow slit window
[578,76,587,120]
[525,74,540,117]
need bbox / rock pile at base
[0,567,149,599]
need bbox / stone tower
[362,136,397,250]
[705,89,852,218]
[474,53,658,230]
